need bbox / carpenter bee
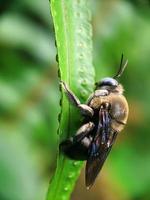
[60,54,129,189]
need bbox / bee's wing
[85,105,118,189]
[85,142,112,189]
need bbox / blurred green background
[0,0,150,200]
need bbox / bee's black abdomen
[60,139,88,160]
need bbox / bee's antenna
[113,54,128,79]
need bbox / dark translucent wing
[60,137,91,160]
[86,104,118,188]
[85,143,112,189]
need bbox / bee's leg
[60,81,94,117]
[73,122,95,142]
[60,122,94,160]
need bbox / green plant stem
[46,1,95,200]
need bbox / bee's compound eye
[98,77,118,87]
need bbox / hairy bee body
[87,88,129,132]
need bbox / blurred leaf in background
[0,0,150,200]
[0,0,59,199]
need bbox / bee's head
[95,54,128,94]
[96,77,118,88]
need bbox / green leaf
[46,0,95,200]
[0,134,42,200]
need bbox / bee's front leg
[60,81,94,117]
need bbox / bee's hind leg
[60,122,95,160]
[74,122,95,142]
[60,81,94,117]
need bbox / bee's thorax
[113,84,124,94]
[100,84,124,95]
